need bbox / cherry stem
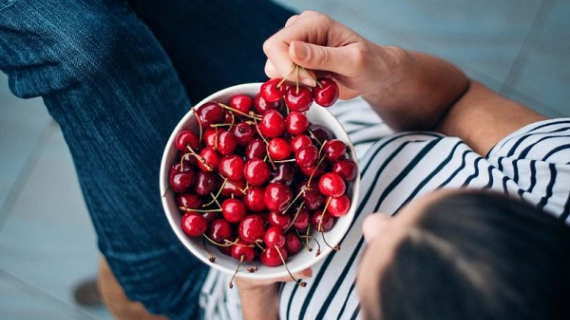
[278,66,297,88]
[218,102,261,120]
[317,197,332,233]
[185,145,213,171]
[321,231,340,252]
[253,119,276,170]
[273,159,296,163]
[284,200,305,232]
[300,65,321,88]
[282,189,305,217]
[305,156,326,189]
[307,129,323,146]
[202,234,240,247]
[228,254,245,289]
[203,179,228,207]
[299,235,321,256]
[295,64,300,94]
[179,206,222,213]
[254,239,265,251]
[202,237,216,262]
[274,244,307,287]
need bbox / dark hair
[378,190,570,320]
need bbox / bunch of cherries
[168,77,357,287]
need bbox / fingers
[362,214,391,244]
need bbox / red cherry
[268,211,292,229]
[230,122,256,146]
[284,86,313,112]
[254,93,283,114]
[313,78,339,107]
[323,139,347,161]
[259,110,285,138]
[286,232,303,255]
[260,246,288,266]
[231,239,257,262]
[299,162,328,178]
[208,219,234,243]
[244,158,271,186]
[169,165,196,193]
[264,226,286,248]
[181,213,208,237]
[292,206,310,231]
[318,172,346,197]
[217,131,237,156]
[295,144,319,168]
[221,179,246,198]
[309,124,334,143]
[222,198,247,223]
[302,187,326,211]
[269,163,297,187]
[332,159,358,181]
[177,193,202,209]
[245,138,267,160]
[175,130,199,152]
[327,195,351,217]
[310,210,336,232]
[204,128,220,150]
[286,111,310,135]
[229,94,253,114]
[244,186,267,212]
[218,154,245,181]
[260,78,287,103]
[195,171,220,196]
[196,102,225,127]
[291,134,312,153]
[264,182,294,212]
[198,147,219,172]
[239,214,266,244]
[268,137,292,161]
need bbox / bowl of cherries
[160,78,359,288]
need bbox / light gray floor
[1,0,569,319]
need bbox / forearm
[237,284,280,320]
[362,47,470,132]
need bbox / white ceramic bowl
[160,83,360,279]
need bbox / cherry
[208,219,234,243]
[290,134,313,153]
[286,111,310,135]
[327,195,351,217]
[295,144,319,168]
[259,110,286,138]
[181,212,208,237]
[286,232,303,255]
[243,186,266,212]
[229,94,253,114]
[291,206,310,231]
[230,122,256,146]
[310,210,336,232]
[245,138,267,160]
[201,211,220,222]
[299,162,328,178]
[332,159,358,181]
[244,158,271,186]
[204,128,220,150]
[175,130,199,152]
[260,78,287,103]
[196,102,225,127]
[254,93,283,114]
[302,187,326,211]
[195,171,220,196]
[197,147,219,172]
[268,211,292,229]
[284,86,313,112]
[313,78,339,107]
[169,165,196,193]
[219,154,245,181]
[264,226,286,248]
[268,137,292,161]
[222,198,247,223]
[318,172,346,197]
[323,139,347,161]
[177,193,202,209]
[309,124,334,143]
[269,163,297,187]
[231,239,257,262]
[260,246,288,267]
[221,179,246,198]
[217,131,237,155]
[239,214,266,244]
[264,182,294,212]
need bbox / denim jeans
[0,0,292,319]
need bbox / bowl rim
[159,82,360,279]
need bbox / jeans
[0,0,292,319]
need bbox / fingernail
[295,42,308,60]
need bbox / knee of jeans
[1,2,136,99]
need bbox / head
[357,189,570,320]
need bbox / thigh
[127,0,295,103]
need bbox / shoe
[73,277,102,307]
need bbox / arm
[236,281,280,320]
[263,11,546,155]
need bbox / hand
[263,11,399,101]
[235,268,313,320]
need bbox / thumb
[289,41,350,76]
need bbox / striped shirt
[199,98,570,320]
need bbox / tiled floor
[1,0,569,319]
